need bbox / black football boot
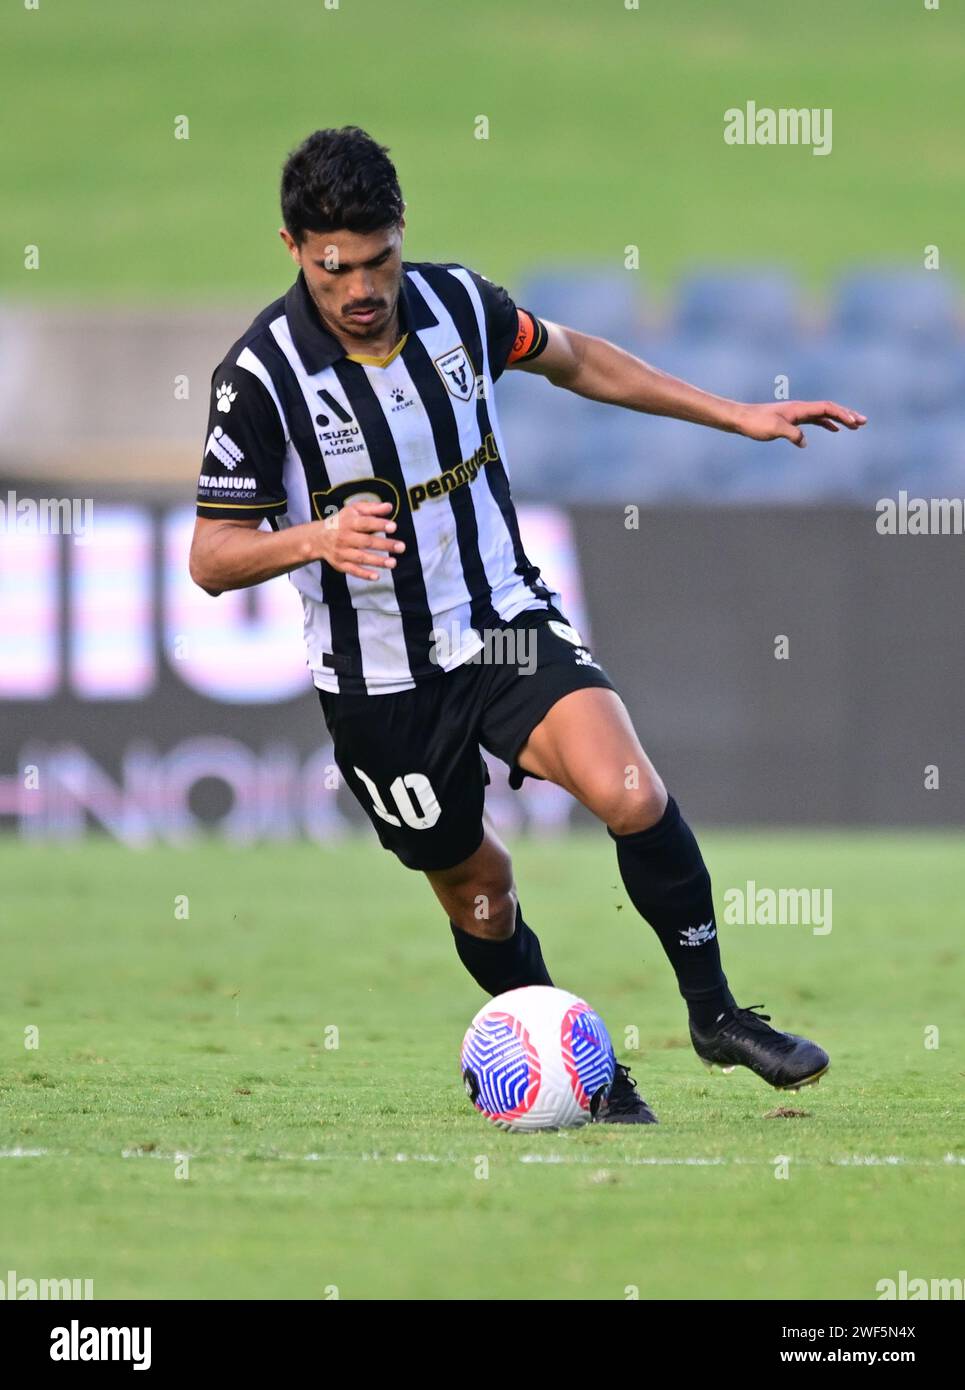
[690,1004,829,1091]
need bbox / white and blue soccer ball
[460,985,617,1132]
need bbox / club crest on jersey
[434,345,475,402]
[548,620,584,647]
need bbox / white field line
[118,1149,965,1168]
[2,1148,962,1168]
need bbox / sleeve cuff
[196,499,288,521]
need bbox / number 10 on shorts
[353,766,441,830]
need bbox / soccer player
[189,127,866,1122]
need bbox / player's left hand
[736,400,868,448]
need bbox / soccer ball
[460,985,616,1131]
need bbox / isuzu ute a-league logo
[316,388,364,457]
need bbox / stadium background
[1,0,962,1302]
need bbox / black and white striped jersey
[196,262,555,695]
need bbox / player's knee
[431,836,516,939]
[449,887,516,941]
[468,888,517,940]
[604,775,668,836]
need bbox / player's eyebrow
[313,247,393,272]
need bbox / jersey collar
[285,266,437,374]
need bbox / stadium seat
[500,371,718,502]
[872,418,965,497]
[831,270,962,349]
[642,338,786,407]
[515,268,646,342]
[499,271,965,503]
[498,369,601,494]
[557,410,720,502]
[672,269,802,347]
[717,422,883,502]
[631,414,724,501]
[786,340,965,423]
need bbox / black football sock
[608,796,735,1030]
[450,902,554,995]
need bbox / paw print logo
[391,387,406,404]
[216,382,237,414]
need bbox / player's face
[282,223,405,344]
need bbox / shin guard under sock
[450,902,553,996]
[608,796,734,1026]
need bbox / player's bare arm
[189,500,405,595]
[513,318,868,448]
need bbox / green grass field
[2,0,963,300]
[0,831,960,1300]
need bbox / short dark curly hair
[280,127,404,243]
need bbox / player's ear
[279,227,300,264]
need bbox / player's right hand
[310,499,406,581]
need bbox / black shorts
[317,606,617,872]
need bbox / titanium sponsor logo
[724,101,832,156]
[876,491,965,535]
[408,432,498,511]
[50,1320,151,1370]
[199,474,258,493]
[430,622,537,675]
[723,881,832,936]
[0,490,94,544]
[204,425,244,470]
[680,920,717,947]
[0,1269,94,1300]
[877,1270,963,1300]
